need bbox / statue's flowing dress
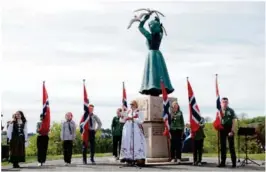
[119,109,146,161]
[138,20,174,96]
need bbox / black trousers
[219,127,236,165]
[193,139,204,163]
[170,129,183,159]
[82,130,95,162]
[37,135,49,163]
[112,136,122,157]
[63,140,73,163]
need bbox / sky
[1,0,265,133]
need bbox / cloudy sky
[1,0,265,133]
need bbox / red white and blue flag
[39,81,50,135]
[187,78,201,136]
[122,82,127,108]
[161,79,171,138]
[80,80,90,147]
[213,74,224,130]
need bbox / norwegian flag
[187,78,201,136]
[39,81,50,135]
[80,80,90,147]
[122,82,127,108]
[213,74,224,130]
[161,79,171,138]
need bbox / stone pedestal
[136,96,177,163]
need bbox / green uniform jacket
[170,111,185,130]
[111,116,124,136]
[194,126,206,140]
[36,122,42,135]
[222,107,236,128]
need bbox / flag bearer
[193,117,206,166]
[82,104,102,165]
[218,97,237,168]
[36,114,50,166]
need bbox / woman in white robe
[119,100,146,164]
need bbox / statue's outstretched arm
[138,17,151,40]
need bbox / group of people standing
[111,97,237,168]
[5,97,236,169]
[6,106,102,168]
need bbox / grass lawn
[1,153,111,166]
[183,153,265,161]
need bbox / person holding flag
[187,77,205,166]
[192,117,206,166]
[36,114,49,167]
[213,75,237,168]
[217,97,237,168]
[170,101,185,164]
[36,81,50,167]
[80,80,102,165]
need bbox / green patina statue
[128,9,174,96]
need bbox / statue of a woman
[138,14,174,96]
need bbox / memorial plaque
[152,126,164,136]
[136,98,149,121]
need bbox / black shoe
[217,163,226,167]
[83,160,87,165]
[13,163,20,168]
[91,159,96,165]
[232,164,236,168]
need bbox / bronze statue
[128,8,174,96]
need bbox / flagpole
[187,77,195,163]
[160,77,171,161]
[216,74,221,165]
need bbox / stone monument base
[136,95,178,163]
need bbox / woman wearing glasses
[120,100,146,166]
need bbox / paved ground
[2,157,265,171]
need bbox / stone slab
[136,95,177,122]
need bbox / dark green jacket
[170,111,185,130]
[194,126,205,140]
[36,122,42,135]
[222,107,236,128]
[111,116,124,136]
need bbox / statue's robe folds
[138,20,174,96]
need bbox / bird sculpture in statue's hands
[127,8,165,29]
[127,13,150,29]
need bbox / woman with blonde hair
[170,101,184,164]
[120,100,146,166]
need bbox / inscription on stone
[152,126,164,136]
[137,98,149,121]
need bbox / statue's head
[148,17,162,34]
